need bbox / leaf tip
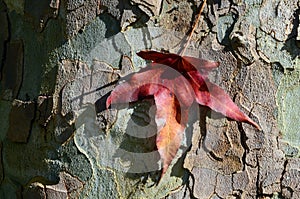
[156,164,169,184]
[249,120,261,131]
[136,50,147,58]
[243,115,261,131]
[208,60,220,69]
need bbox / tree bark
[0,0,299,198]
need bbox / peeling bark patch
[45,181,68,198]
[192,168,217,198]
[258,149,285,195]
[159,1,193,34]
[1,40,24,99]
[22,172,83,198]
[260,0,298,42]
[131,0,162,16]
[61,60,118,115]
[59,172,84,193]
[216,174,233,198]
[65,0,101,38]
[230,30,258,65]
[257,29,299,69]
[282,159,300,198]
[7,99,35,143]
[276,70,300,149]
[233,171,249,191]
[45,172,84,198]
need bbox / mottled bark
[0,0,299,198]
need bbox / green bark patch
[277,70,300,156]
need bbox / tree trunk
[0,0,299,198]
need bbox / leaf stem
[179,0,207,56]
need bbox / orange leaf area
[154,89,185,175]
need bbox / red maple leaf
[106,50,260,179]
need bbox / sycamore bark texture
[0,0,299,198]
